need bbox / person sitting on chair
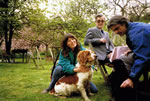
[84,14,114,64]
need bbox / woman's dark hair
[107,15,129,30]
[61,33,80,57]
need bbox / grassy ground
[0,59,113,101]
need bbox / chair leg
[143,71,149,81]
[98,65,108,82]
[102,64,108,74]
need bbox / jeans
[47,65,98,93]
[47,65,64,91]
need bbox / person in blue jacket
[107,15,150,88]
[42,33,98,94]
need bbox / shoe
[41,89,49,94]
[49,88,55,95]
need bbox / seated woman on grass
[42,33,98,94]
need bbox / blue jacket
[57,45,85,74]
[126,22,150,79]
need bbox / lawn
[0,59,112,101]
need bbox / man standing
[107,15,150,88]
[84,14,114,64]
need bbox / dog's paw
[85,98,91,101]
[49,91,55,95]
[59,96,67,99]
[88,92,94,96]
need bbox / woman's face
[67,37,77,50]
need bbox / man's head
[95,14,105,29]
[107,15,129,36]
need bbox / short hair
[95,14,104,21]
[107,15,129,30]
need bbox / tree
[39,16,66,54]
[128,0,150,21]
[107,0,150,21]
[0,12,4,47]
[59,0,107,20]
[0,0,26,55]
[2,0,26,55]
[0,0,49,55]
[140,12,150,23]
[52,0,108,39]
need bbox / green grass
[0,59,113,101]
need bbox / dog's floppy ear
[77,50,89,65]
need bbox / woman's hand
[74,66,90,73]
[120,78,134,88]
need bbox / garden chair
[89,43,112,83]
[0,51,11,63]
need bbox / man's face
[110,24,127,36]
[95,16,105,29]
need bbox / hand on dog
[120,78,134,88]
[74,66,90,73]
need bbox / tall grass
[0,59,112,101]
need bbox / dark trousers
[110,59,136,101]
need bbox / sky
[39,0,150,19]
[39,0,56,17]
[39,0,66,18]
[39,0,110,17]
[38,0,126,19]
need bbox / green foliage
[112,34,126,46]
[65,16,89,39]
[0,0,48,54]
[59,0,108,21]
[0,16,4,37]
[107,30,126,46]
[54,0,109,40]
[140,13,150,23]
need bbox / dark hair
[107,15,129,30]
[61,33,80,57]
[95,14,103,21]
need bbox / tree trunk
[4,21,13,55]
[0,38,4,47]
[45,44,48,56]
[4,21,8,53]
[3,0,15,55]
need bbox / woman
[42,34,98,94]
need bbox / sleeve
[80,44,86,50]
[58,44,86,75]
[107,33,114,53]
[107,40,114,53]
[84,28,104,46]
[129,27,150,80]
[58,51,75,75]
